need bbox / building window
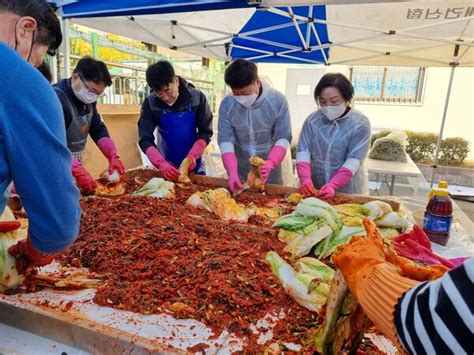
[349,66,425,103]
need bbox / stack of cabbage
[266,252,335,312]
[274,198,409,260]
[274,198,343,260]
[186,188,249,222]
[0,207,26,291]
[132,178,175,199]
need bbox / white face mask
[74,86,98,104]
[321,103,347,121]
[234,92,258,108]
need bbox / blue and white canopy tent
[58,0,473,67]
[56,0,474,184]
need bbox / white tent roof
[70,1,474,66]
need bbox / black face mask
[13,20,35,63]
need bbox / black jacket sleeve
[137,99,157,153]
[196,91,213,143]
[88,106,110,143]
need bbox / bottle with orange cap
[423,181,453,246]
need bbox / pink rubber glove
[222,152,243,193]
[10,183,17,196]
[260,145,287,184]
[296,162,317,196]
[317,167,353,199]
[449,257,469,268]
[145,146,179,181]
[186,139,207,172]
[71,157,97,194]
[97,137,126,178]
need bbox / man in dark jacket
[138,60,213,181]
[53,57,125,194]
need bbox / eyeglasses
[78,75,106,97]
[152,87,174,99]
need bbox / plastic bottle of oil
[423,181,453,246]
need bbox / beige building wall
[79,65,474,176]
[258,64,474,159]
[81,104,142,178]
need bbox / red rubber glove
[260,145,287,184]
[145,146,179,181]
[222,152,243,193]
[0,221,21,233]
[296,162,317,196]
[186,139,207,172]
[8,237,59,273]
[71,157,97,194]
[97,137,126,179]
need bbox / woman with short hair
[296,73,371,198]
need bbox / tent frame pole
[61,18,70,79]
[287,7,308,49]
[305,6,313,47]
[310,23,328,64]
[430,62,458,187]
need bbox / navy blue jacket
[138,77,213,153]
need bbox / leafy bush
[369,130,470,166]
[291,129,301,160]
[406,131,437,163]
[291,143,297,160]
[439,137,470,165]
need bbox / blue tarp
[60,0,253,19]
[231,6,328,63]
[59,0,329,64]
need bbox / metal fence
[59,55,218,109]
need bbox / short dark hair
[37,60,52,82]
[314,73,354,103]
[73,57,112,86]
[224,59,258,89]
[146,60,175,90]
[0,0,62,55]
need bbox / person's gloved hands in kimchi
[145,146,179,181]
[8,237,59,274]
[185,139,207,172]
[296,162,317,196]
[332,219,419,349]
[71,157,97,194]
[97,137,126,180]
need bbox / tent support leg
[61,18,70,79]
[430,64,457,187]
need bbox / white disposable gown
[297,108,371,194]
[218,80,292,185]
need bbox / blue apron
[158,108,203,173]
